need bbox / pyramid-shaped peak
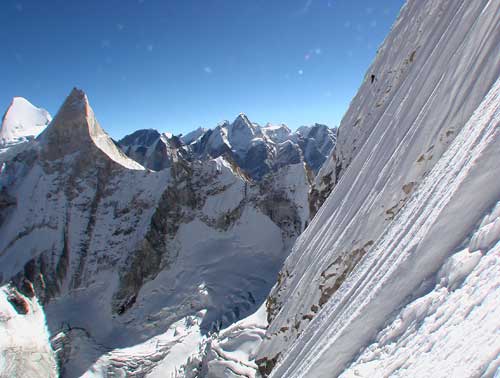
[230,113,258,135]
[233,113,253,127]
[41,87,95,144]
[57,87,91,119]
[40,88,143,170]
[68,87,87,101]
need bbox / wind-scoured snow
[258,0,500,377]
[3,0,499,376]
[340,202,500,378]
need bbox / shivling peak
[39,87,144,170]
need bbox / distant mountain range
[1,1,500,377]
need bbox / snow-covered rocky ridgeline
[0,88,313,377]
[118,115,336,181]
[258,0,500,377]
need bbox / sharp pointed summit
[40,88,144,170]
[233,113,253,128]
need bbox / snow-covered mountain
[188,116,335,180]
[2,0,500,377]
[117,129,188,171]
[255,0,500,376]
[118,115,335,181]
[0,88,312,377]
[0,97,52,146]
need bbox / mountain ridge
[0,87,321,377]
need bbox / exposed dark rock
[119,129,161,147]
[6,287,30,315]
[113,161,200,314]
[318,240,374,307]
[256,354,280,378]
[239,141,272,180]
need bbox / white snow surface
[0,286,58,378]
[340,203,500,378]
[202,303,268,378]
[181,127,208,145]
[0,97,51,146]
[201,158,246,217]
[258,1,500,377]
[262,124,292,144]
[82,311,206,378]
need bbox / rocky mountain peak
[40,88,143,169]
[40,88,94,153]
[262,123,292,144]
[118,129,161,147]
[233,112,253,128]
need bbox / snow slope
[0,97,51,146]
[271,69,500,378]
[201,303,268,378]
[340,234,500,378]
[181,127,208,145]
[257,0,500,376]
[0,285,58,378]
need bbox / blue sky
[1,0,404,139]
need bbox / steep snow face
[262,124,292,144]
[340,235,500,378]
[0,97,52,146]
[312,0,500,214]
[0,285,58,378]
[258,0,500,376]
[181,127,208,145]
